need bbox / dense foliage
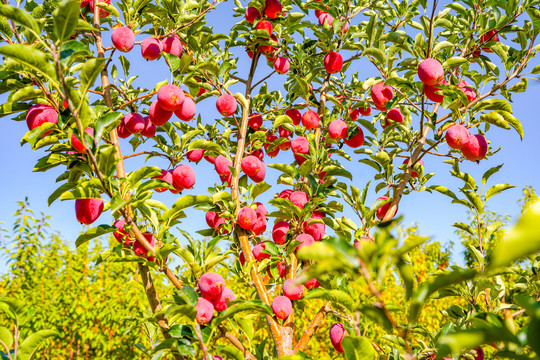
[1,0,540,359]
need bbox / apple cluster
[196,272,236,324]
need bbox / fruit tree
[2,0,540,359]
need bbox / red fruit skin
[265,134,280,157]
[174,96,196,121]
[153,169,174,193]
[214,155,233,176]
[256,203,268,217]
[272,221,290,244]
[252,215,267,235]
[116,121,131,138]
[291,137,309,154]
[418,58,444,85]
[80,0,89,8]
[305,278,321,289]
[295,233,315,252]
[457,81,477,102]
[162,36,182,57]
[359,105,372,116]
[241,155,262,176]
[329,323,346,353]
[286,109,302,125]
[124,113,145,133]
[480,30,499,52]
[196,297,214,324]
[249,162,267,183]
[344,128,364,148]
[318,12,334,26]
[212,287,235,312]
[199,272,225,300]
[473,348,484,360]
[140,116,156,137]
[461,134,488,162]
[133,233,157,261]
[324,52,343,74]
[113,219,133,245]
[304,218,325,241]
[371,83,394,111]
[289,191,309,208]
[239,251,246,266]
[157,84,185,111]
[141,37,163,60]
[111,26,135,52]
[272,296,292,319]
[71,127,94,153]
[283,279,304,300]
[248,113,263,130]
[187,149,204,162]
[328,120,348,140]
[206,211,217,228]
[349,108,360,120]
[149,100,173,126]
[89,0,111,17]
[214,216,230,234]
[268,261,287,279]
[256,20,273,37]
[253,242,271,261]
[264,0,282,19]
[403,158,424,178]
[424,79,447,103]
[376,196,397,221]
[274,57,290,74]
[246,7,262,23]
[26,104,58,131]
[75,198,104,225]
[216,94,238,116]
[445,124,471,149]
[205,155,216,164]
[301,110,320,130]
[278,126,292,138]
[278,189,293,199]
[172,164,196,189]
[384,108,404,128]
[237,207,257,230]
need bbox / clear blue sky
[1,1,539,273]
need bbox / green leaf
[0,326,13,353]
[0,4,40,35]
[79,58,105,99]
[75,224,116,247]
[489,199,540,268]
[94,112,123,142]
[129,166,162,186]
[272,114,293,128]
[187,139,224,154]
[363,48,386,65]
[482,164,503,185]
[97,144,119,176]
[48,181,77,205]
[485,183,514,201]
[59,187,101,200]
[252,181,271,199]
[268,163,296,177]
[17,330,58,360]
[429,185,458,200]
[479,112,510,130]
[527,7,540,35]
[443,57,468,67]
[0,44,57,84]
[163,195,211,223]
[474,98,512,113]
[53,0,80,41]
[213,300,272,325]
[177,285,198,306]
[342,336,376,360]
[495,110,523,139]
[304,288,354,311]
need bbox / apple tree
[1,0,540,359]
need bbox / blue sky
[1,1,539,273]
